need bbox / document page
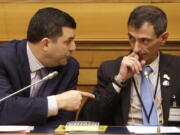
[127,126,180,134]
[0,125,34,133]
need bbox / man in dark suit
[79,5,180,126]
[0,7,94,128]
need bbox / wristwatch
[113,75,127,88]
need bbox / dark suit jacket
[0,40,79,128]
[79,53,180,126]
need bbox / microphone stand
[145,74,161,135]
[149,84,161,135]
[155,102,161,135]
[0,71,58,103]
[157,125,161,135]
[152,99,161,135]
[149,85,161,135]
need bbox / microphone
[41,71,58,81]
[0,71,58,103]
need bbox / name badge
[168,107,180,122]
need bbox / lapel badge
[162,80,170,87]
[162,74,170,87]
[163,74,170,80]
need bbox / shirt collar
[27,42,44,73]
[148,53,160,74]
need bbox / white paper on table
[0,125,34,133]
[127,126,180,134]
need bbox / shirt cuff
[112,82,122,93]
[47,96,58,117]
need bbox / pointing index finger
[80,91,95,99]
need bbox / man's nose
[133,41,141,54]
[69,41,76,52]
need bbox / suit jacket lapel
[159,53,173,124]
[17,40,31,97]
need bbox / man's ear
[160,32,168,46]
[40,38,50,51]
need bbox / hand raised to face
[115,52,146,84]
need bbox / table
[32,126,180,135]
[0,126,180,135]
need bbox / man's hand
[116,52,146,83]
[55,90,95,111]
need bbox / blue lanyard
[132,70,159,123]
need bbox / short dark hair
[27,7,76,43]
[128,5,167,37]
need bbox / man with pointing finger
[79,5,180,126]
[0,7,94,128]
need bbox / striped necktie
[30,68,45,97]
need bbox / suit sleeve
[78,62,121,124]
[0,65,48,125]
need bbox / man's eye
[64,40,71,44]
[129,36,135,42]
[141,39,150,44]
